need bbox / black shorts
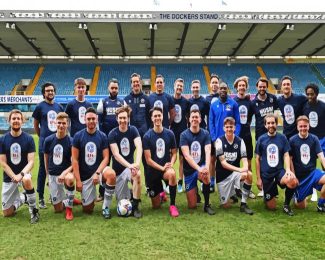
[242,135,253,160]
[261,169,286,201]
[145,169,164,198]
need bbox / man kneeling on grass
[44,112,81,220]
[215,117,254,215]
[0,109,39,224]
[289,115,325,212]
[180,109,215,215]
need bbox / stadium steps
[151,65,156,92]
[203,65,211,92]
[89,65,101,95]
[310,64,325,87]
[25,65,44,95]
[256,65,277,94]
[10,84,20,95]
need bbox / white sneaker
[249,191,256,199]
[257,190,264,197]
[165,185,170,194]
[310,188,318,202]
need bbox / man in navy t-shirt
[143,107,179,217]
[255,114,298,216]
[32,82,64,208]
[44,112,78,220]
[278,75,307,140]
[72,107,116,219]
[180,109,215,215]
[171,78,189,193]
[0,109,39,224]
[65,77,93,137]
[108,106,143,218]
[148,74,175,128]
[289,115,325,212]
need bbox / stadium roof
[0,10,325,62]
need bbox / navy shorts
[242,135,253,160]
[262,169,286,201]
[145,170,164,198]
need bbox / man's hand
[92,173,100,185]
[256,178,263,191]
[12,174,22,183]
[76,180,83,192]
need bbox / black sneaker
[196,193,201,204]
[240,204,254,215]
[209,184,215,194]
[230,195,238,204]
[283,204,294,216]
[30,208,40,224]
[102,207,111,219]
[204,204,216,215]
[317,204,325,213]
[133,209,143,218]
[39,199,47,209]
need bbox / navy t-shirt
[148,92,175,128]
[289,133,322,181]
[188,96,210,129]
[65,98,93,137]
[143,128,176,173]
[44,134,72,176]
[234,95,254,138]
[171,96,189,135]
[32,101,64,151]
[108,126,140,176]
[180,128,210,176]
[72,129,108,181]
[278,94,307,139]
[0,132,35,183]
[303,100,325,139]
[255,133,290,179]
[215,135,246,183]
[252,93,278,140]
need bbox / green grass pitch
[0,134,325,259]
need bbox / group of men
[1,73,325,224]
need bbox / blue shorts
[185,171,199,192]
[261,169,286,201]
[319,137,325,155]
[295,169,324,202]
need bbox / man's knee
[266,198,277,210]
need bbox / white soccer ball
[117,199,133,217]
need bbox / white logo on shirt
[156,138,165,159]
[174,104,182,123]
[47,110,58,132]
[154,100,163,111]
[190,141,201,164]
[10,143,21,165]
[85,142,97,166]
[53,144,63,165]
[190,104,199,111]
[266,144,279,167]
[300,144,310,165]
[284,105,295,125]
[120,137,130,157]
[78,106,86,124]
[309,111,318,128]
[239,105,248,124]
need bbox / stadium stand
[0,64,38,95]
[34,64,95,95]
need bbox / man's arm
[169,108,176,126]
[181,146,200,172]
[219,155,243,173]
[170,148,177,166]
[255,154,262,190]
[134,137,143,169]
[44,153,50,176]
[284,152,294,173]
[209,105,216,142]
[317,152,325,169]
[0,154,17,180]
[72,146,82,191]
[204,143,211,168]
[144,149,165,172]
[33,119,40,137]
[110,143,132,169]
[96,148,109,174]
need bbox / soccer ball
[117,199,133,217]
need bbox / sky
[0,0,324,12]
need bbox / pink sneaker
[160,191,168,203]
[169,205,179,217]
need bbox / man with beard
[143,107,179,217]
[255,114,298,216]
[72,107,115,218]
[148,74,175,128]
[289,116,325,212]
[170,78,189,193]
[65,78,93,137]
[97,79,124,200]
[278,75,307,140]
[0,109,39,223]
[33,82,64,208]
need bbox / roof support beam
[309,43,325,56]
[204,28,222,56]
[150,28,155,56]
[283,24,323,56]
[257,25,287,56]
[116,23,126,56]
[231,24,257,57]
[0,41,14,56]
[83,27,99,57]
[46,22,71,57]
[177,23,189,56]
[15,24,43,56]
